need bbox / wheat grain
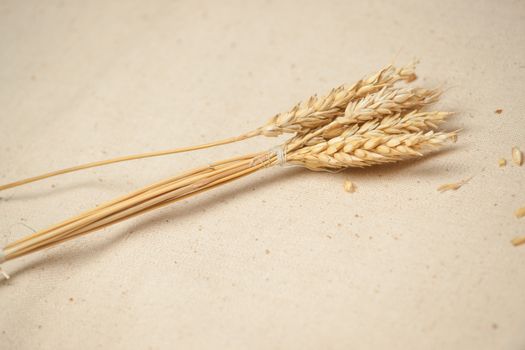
[511,236,525,247]
[512,146,523,166]
[515,206,525,219]
[344,179,356,193]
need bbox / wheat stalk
[0,63,418,191]
[0,62,458,265]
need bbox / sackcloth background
[0,1,524,349]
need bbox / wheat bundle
[0,62,457,265]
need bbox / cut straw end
[0,253,9,279]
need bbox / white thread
[250,146,287,168]
[271,146,287,167]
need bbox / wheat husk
[437,177,471,193]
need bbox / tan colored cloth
[1,1,524,349]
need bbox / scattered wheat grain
[512,147,523,166]
[511,236,525,247]
[515,206,525,219]
[344,179,356,193]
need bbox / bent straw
[0,131,260,191]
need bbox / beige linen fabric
[0,1,524,349]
